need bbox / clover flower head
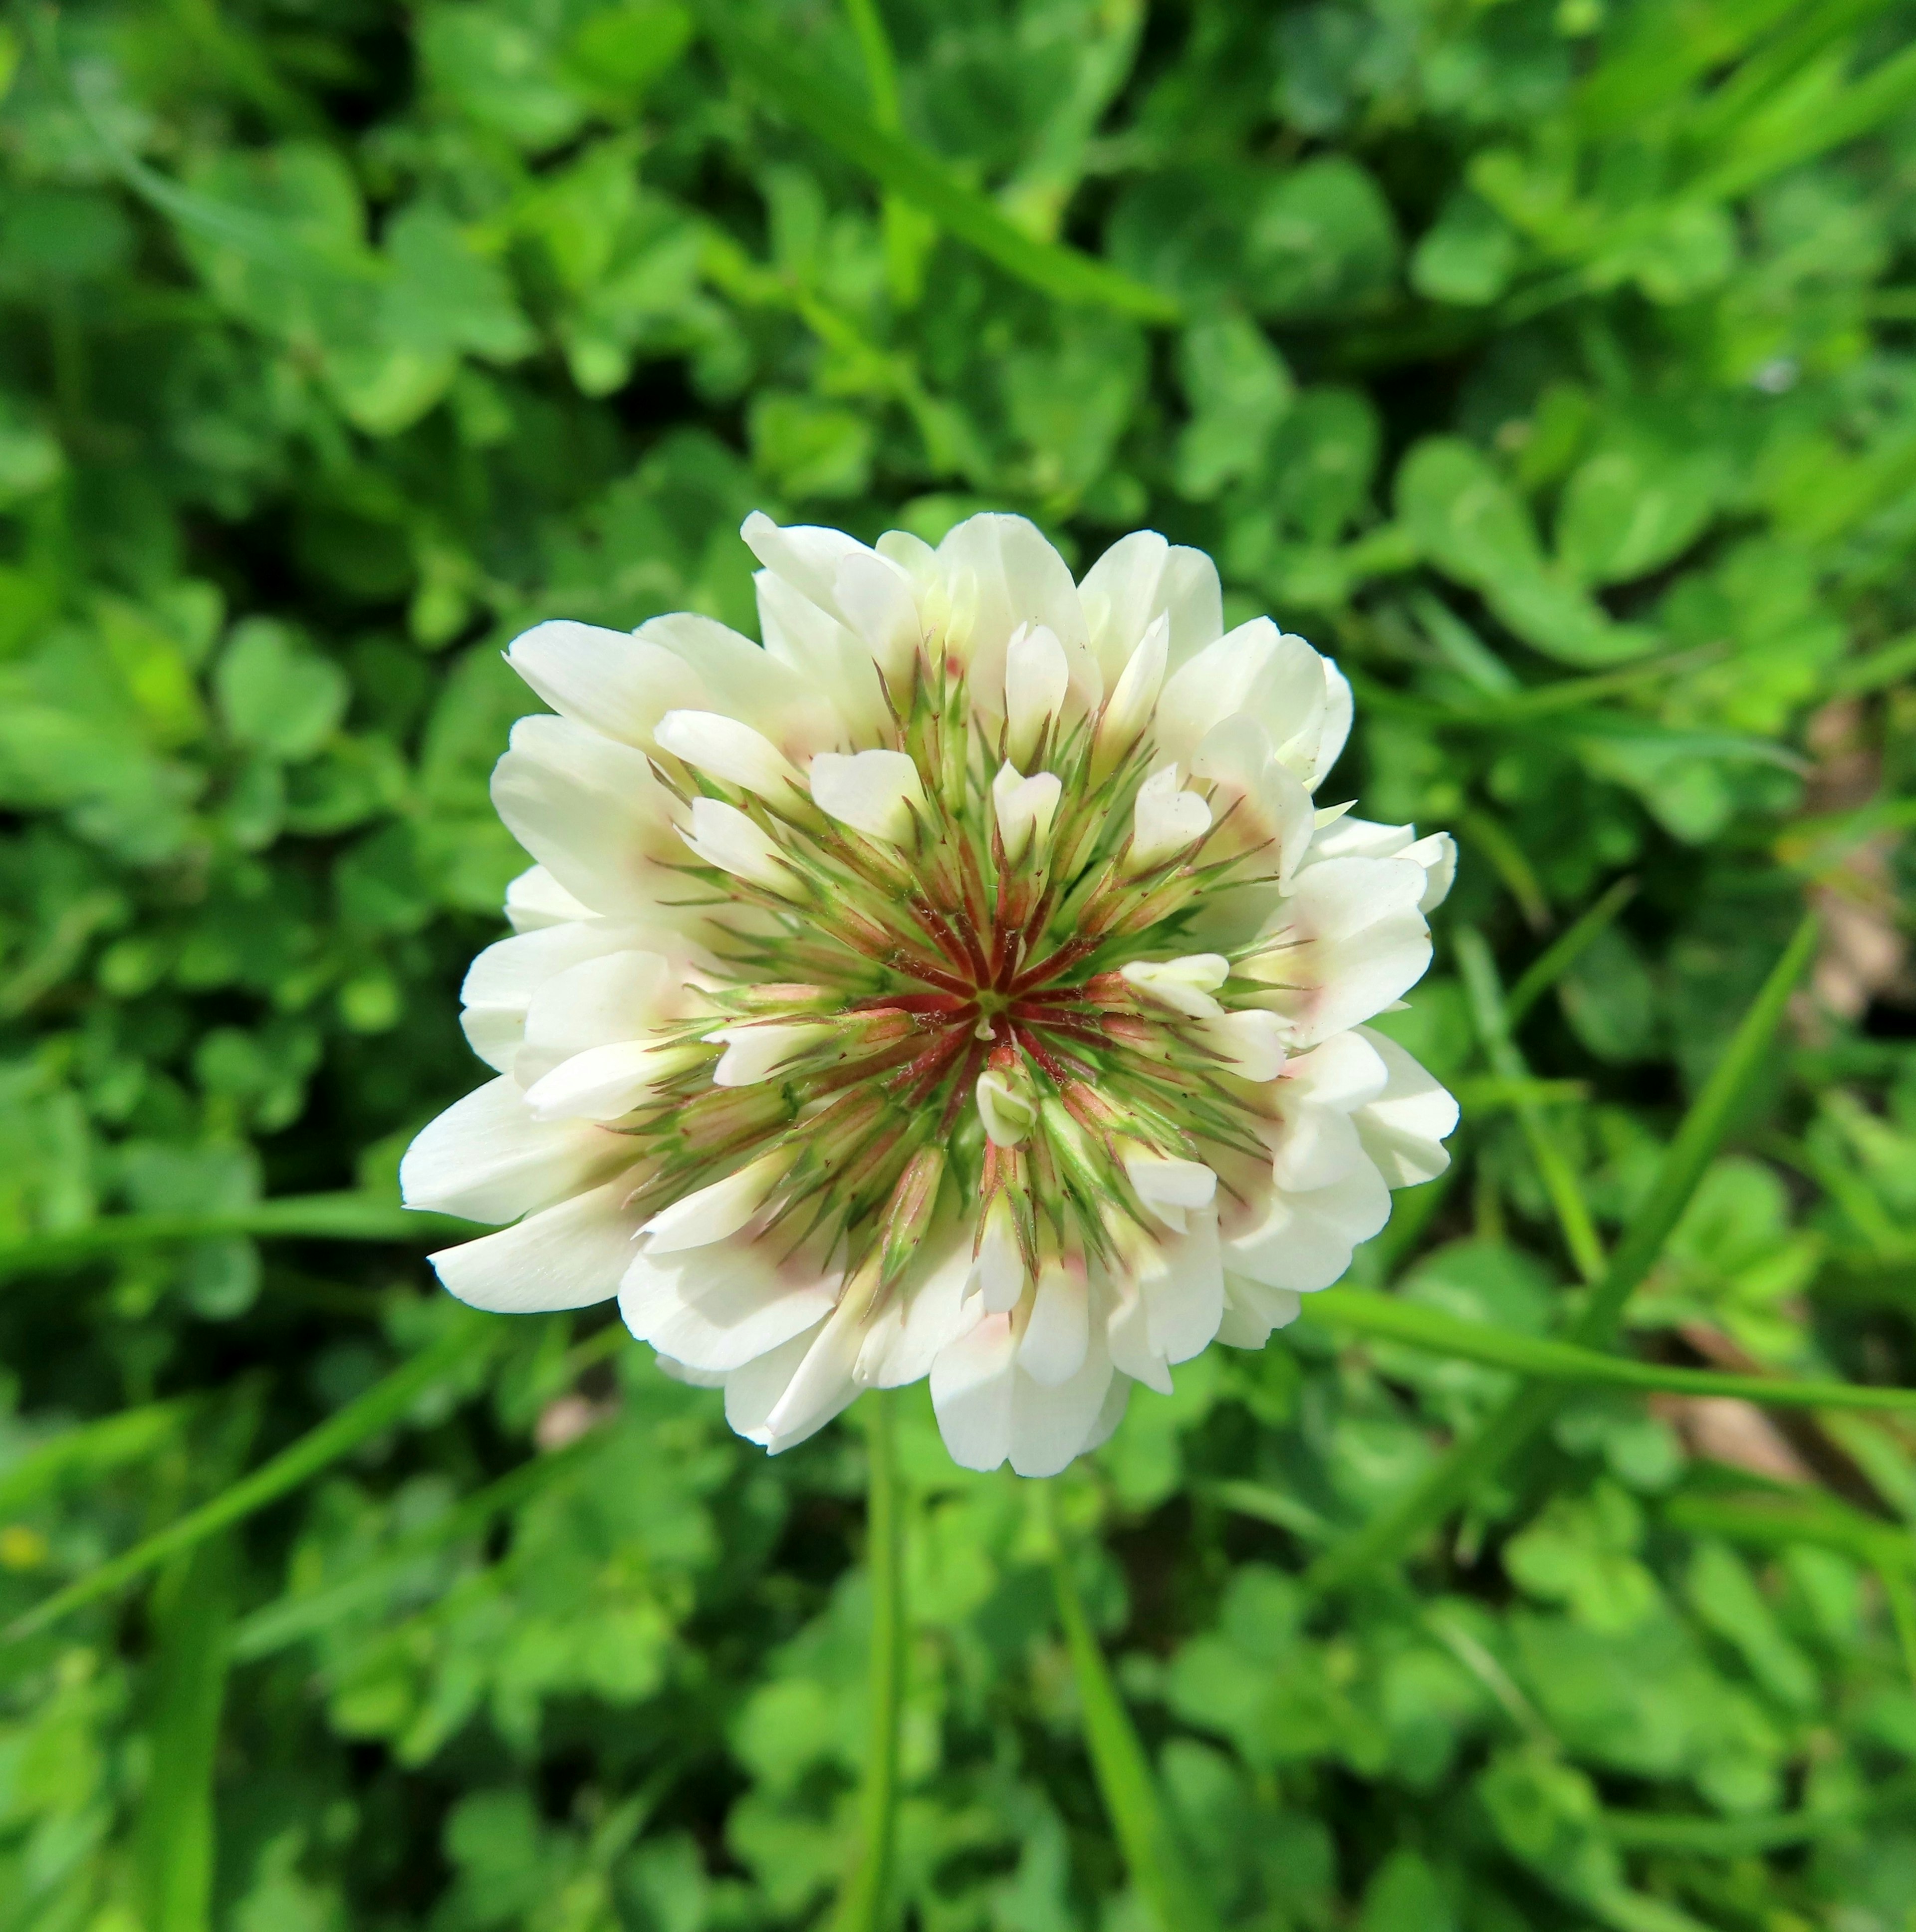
[402,513,1458,1475]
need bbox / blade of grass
[700,12,1179,323]
[1301,1287,1916,1411]
[231,1427,602,1660]
[841,0,934,306]
[1307,913,1819,1593]
[831,1389,905,1932]
[0,1193,479,1286]
[1041,1484,1221,1932]
[1456,927,1607,1285]
[1456,808,1552,932]
[4,1317,496,1645]
[1505,878,1639,1026]
[135,1534,237,1932]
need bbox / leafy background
[2,0,1916,1927]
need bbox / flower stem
[833,1388,904,1932]
[1042,1484,1220,1932]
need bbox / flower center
[616,643,1283,1290]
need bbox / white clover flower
[402,513,1458,1476]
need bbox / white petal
[505,864,593,932]
[976,1195,1027,1310]
[1078,530,1222,683]
[524,1040,666,1122]
[637,611,846,759]
[1018,1263,1089,1386]
[505,619,709,751]
[1311,659,1354,789]
[1094,613,1168,766]
[1354,1028,1458,1188]
[1004,622,1070,768]
[400,1076,624,1223]
[865,1239,981,1387]
[758,1291,869,1450]
[1238,857,1432,1046]
[930,1312,1018,1472]
[991,762,1061,864]
[491,717,683,918]
[834,549,925,688]
[1204,1009,1288,1081]
[1156,619,1326,772]
[1190,714,1315,886]
[1120,954,1228,1021]
[740,510,868,618]
[620,1243,840,1373]
[708,1020,833,1087]
[1129,764,1211,871]
[516,950,677,1087]
[1105,1273,1174,1394]
[681,798,801,898]
[1407,831,1456,911]
[1224,1165,1391,1292]
[936,513,1097,715]
[1217,1273,1303,1348]
[1135,1209,1225,1364]
[642,1152,791,1252]
[720,1327,817,1437]
[756,570,890,744]
[431,1178,637,1313]
[809,748,925,845]
[1123,1153,1217,1234]
[976,1070,1037,1148]
[1008,1322,1114,1477]
[656,709,805,805]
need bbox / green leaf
[215,620,350,760]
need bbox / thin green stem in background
[0,1192,477,1287]
[1307,913,1820,1594]
[1505,876,1638,1026]
[135,1534,236,1932]
[1301,1287,1916,1411]
[700,10,1179,322]
[4,1318,495,1645]
[1456,926,1607,1285]
[831,1389,905,1932]
[1043,1485,1221,1932]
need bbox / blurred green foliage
[1,0,1916,1926]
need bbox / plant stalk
[833,1388,905,1932]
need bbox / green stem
[1044,1486,1220,1932]
[832,1389,904,1932]
[0,1193,477,1286]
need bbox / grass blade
[4,1318,495,1645]
[1505,877,1638,1025]
[1300,1287,1916,1411]
[231,1428,601,1660]
[1456,927,1607,1284]
[1043,1485,1221,1932]
[0,1194,478,1286]
[1307,913,1819,1593]
[135,1536,236,1932]
[831,1389,905,1932]
[701,14,1179,322]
